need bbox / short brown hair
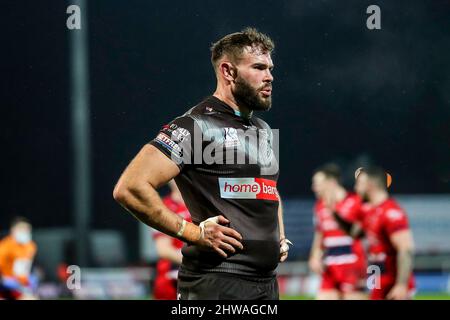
[314,163,342,184]
[361,166,388,190]
[10,216,31,228]
[210,27,275,69]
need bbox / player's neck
[369,191,389,206]
[213,89,252,117]
[335,186,347,202]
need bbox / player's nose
[265,69,274,82]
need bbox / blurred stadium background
[2,0,449,299]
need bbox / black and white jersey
[150,96,280,276]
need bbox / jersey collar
[208,96,253,120]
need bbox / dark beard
[232,76,272,111]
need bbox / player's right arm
[113,144,243,258]
[386,229,414,300]
[384,209,414,300]
[308,231,323,274]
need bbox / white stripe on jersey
[323,236,354,247]
[324,254,358,266]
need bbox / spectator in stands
[0,217,38,300]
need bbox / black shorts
[177,270,279,300]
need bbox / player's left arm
[387,229,415,300]
[278,197,292,262]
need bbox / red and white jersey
[153,195,191,279]
[314,193,365,266]
[359,198,413,278]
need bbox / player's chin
[256,95,272,110]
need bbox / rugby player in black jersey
[113,27,291,300]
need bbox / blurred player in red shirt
[0,217,38,300]
[152,180,191,300]
[309,164,367,300]
[335,166,416,300]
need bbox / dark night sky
[2,1,449,260]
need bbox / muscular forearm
[310,246,322,260]
[309,232,323,259]
[114,182,200,243]
[396,249,413,285]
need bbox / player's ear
[219,62,237,82]
[386,172,392,188]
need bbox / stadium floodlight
[68,0,91,267]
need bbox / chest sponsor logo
[223,127,241,148]
[386,209,403,221]
[218,177,279,201]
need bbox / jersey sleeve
[336,195,363,223]
[383,208,410,236]
[148,116,198,171]
[0,240,10,273]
